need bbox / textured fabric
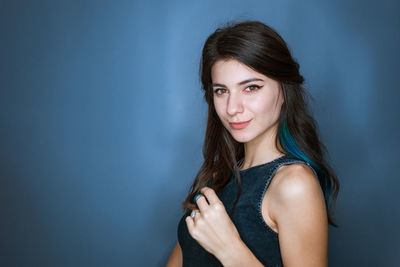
[177,154,317,267]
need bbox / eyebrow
[212,78,264,88]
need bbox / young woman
[166,20,339,267]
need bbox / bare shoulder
[267,163,327,221]
[271,163,322,201]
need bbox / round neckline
[237,154,288,173]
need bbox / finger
[185,215,196,237]
[193,193,204,204]
[195,193,209,212]
[190,209,200,219]
[200,187,222,206]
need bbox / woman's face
[211,58,284,144]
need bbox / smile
[229,119,252,130]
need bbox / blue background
[1,0,399,266]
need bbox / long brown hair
[181,20,339,226]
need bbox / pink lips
[229,119,252,130]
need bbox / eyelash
[213,85,262,96]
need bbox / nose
[226,92,244,116]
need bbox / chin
[229,132,254,143]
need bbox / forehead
[211,58,265,83]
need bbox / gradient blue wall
[1,0,399,266]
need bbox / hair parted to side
[181,20,339,226]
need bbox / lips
[229,119,252,130]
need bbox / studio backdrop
[1,0,399,266]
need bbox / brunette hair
[181,20,339,226]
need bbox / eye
[244,85,262,93]
[214,88,226,96]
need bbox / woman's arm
[165,241,182,267]
[184,168,328,267]
[265,163,328,267]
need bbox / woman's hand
[185,187,243,261]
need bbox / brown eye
[244,85,261,92]
[214,88,226,95]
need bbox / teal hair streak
[278,121,332,209]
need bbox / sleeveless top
[177,154,318,267]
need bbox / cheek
[248,97,275,113]
[213,99,225,118]
[247,92,282,116]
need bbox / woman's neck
[239,123,285,170]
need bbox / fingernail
[193,193,203,203]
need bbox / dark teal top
[177,154,317,267]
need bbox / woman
[166,20,339,267]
